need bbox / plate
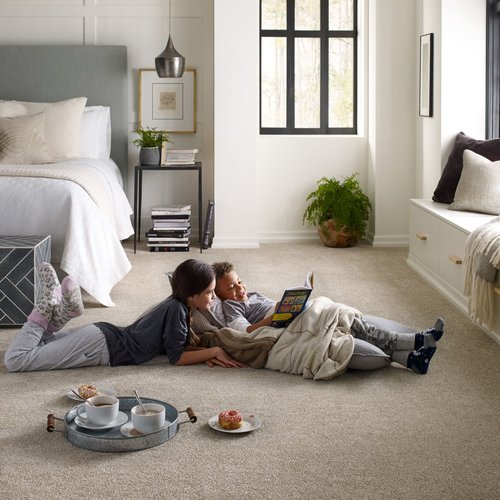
[208,414,261,434]
[67,386,117,401]
[120,421,169,438]
[74,410,128,430]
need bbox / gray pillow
[448,150,500,215]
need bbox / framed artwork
[139,69,196,133]
[419,33,434,117]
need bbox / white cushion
[0,113,52,164]
[449,150,500,215]
[80,106,111,159]
[0,97,87,160]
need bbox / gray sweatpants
[4,321,110,372]
[347,317,417,371]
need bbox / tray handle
[47,413,64,433]
[179,407,197,425]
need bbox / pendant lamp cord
[169,0,172,36]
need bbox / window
[260,0,357,135]
[486,0,500,138]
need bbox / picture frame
[419,33,434,117]
[139,68,196,133]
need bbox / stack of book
[146,204,192,252]
[161,148,199,166]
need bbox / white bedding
[0,158,134,306]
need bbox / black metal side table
[133,163,202,254]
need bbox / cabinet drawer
[439,222,468,293]
[409,204,440,272]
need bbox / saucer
[67,386,117,401]
[208,414,262,434]
[75,410,128,430]
[120,421,169,437]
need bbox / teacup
[131,403,166,434]
[76,395,119,426]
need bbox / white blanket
[251,297,360,380]
[0,158,134,306]
[464,215,500,329]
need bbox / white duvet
[0,158,134,306]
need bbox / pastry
[77,384,98,399]
[218,409,243,430]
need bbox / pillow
[0,113,52,164]
[433,132,500,204]
[80,106,111,159]
[448,150,500,215]
[0,97,87,160]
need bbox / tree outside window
[260,0,357,135]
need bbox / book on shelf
[147,242,189,248]
[145,228,192,238]
[202,200,215,250]
[151,213,190,220]
[153,221,191,229]
[271,271,314,328]
[147,237,190,243]
[161,148,199,165]
[151,204,191,214]
[149,245,190,252]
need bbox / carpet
[0,241,498,499]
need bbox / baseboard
[211,237,260,249]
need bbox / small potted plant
[303,173,372,248]
[132,127,172,166]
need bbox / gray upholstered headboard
[0,45,128,189]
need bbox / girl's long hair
[171,259,215,302]
[171,259,214,347]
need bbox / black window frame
[486,0,500,138]
[259,0,358,135]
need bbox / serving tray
[47,396,196,453]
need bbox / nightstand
[133,163,202,253]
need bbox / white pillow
[80,106,111,159]
[0,113,52,164]
[449,150,500,215]
[0,97,87,160]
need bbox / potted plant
[303,173,372,248]
[132,127,172,166]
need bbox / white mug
[76,395,119,426]
[131,403,166,434]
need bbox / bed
[0,46,134,307]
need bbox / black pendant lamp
[155,0,185,78]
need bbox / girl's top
[96,296,190,366]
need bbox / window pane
[261,37,287,128]
[295,38,320,128]
[295,0,320,31]
[329,38,353,128]
[329,0,353,31]
[262,0,287,30]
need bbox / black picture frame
[419,33,434,117]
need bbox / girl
[4,259,244,372]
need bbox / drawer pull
[448,255,462,265]
[416,233,427,241]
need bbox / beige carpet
[0,240,499,500]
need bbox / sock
[27,263,61,330]
[47,276,84,332]
[406,346,436,375]
[414,318,445,350]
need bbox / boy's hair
[171,259,214,302]
[212,261,233,281]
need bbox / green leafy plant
[131,127,171,148]
[303,173,372,240]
